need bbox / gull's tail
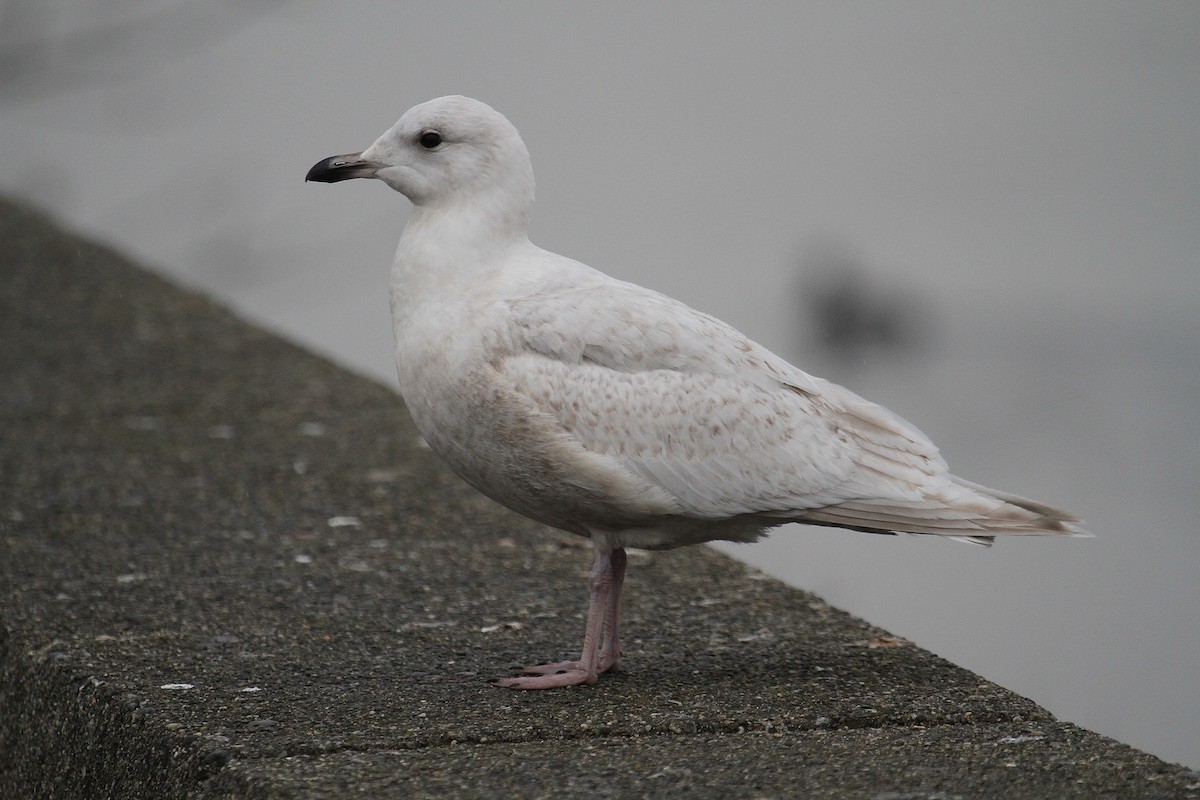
[795,476,1089,546]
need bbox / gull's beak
[305,152,384,183]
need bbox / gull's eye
[418,130,443,150]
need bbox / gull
[307,95,1086,689]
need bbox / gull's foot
[491,654,618,689]
[492,668,595,689]
[508,658,584,676]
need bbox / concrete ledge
[1,196,1195,798]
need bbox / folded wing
[500,281,1083,539]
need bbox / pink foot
[492,653,618,689]
[508,658,585,676]
[492,668,595,689]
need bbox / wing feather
[502,283,931,515]
[499,280,1083,538]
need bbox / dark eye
[418,130,443,149]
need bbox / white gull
[307,95,1086,689]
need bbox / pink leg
[494,547,626,689]
[599,548,626,671]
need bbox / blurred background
[2,0,1196,768]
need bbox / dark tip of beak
[305,153,380,183]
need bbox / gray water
[2,0,1196,768]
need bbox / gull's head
[306,95,534,213]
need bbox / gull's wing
[499,281,951,520]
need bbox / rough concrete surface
[1,195,1195,798]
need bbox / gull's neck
[391,185,534,307]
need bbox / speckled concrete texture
[2,197,1195,798]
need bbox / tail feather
[951,477,1087,531]
[795,475,1088,541]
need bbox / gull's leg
[494,548,621,689]
[597,547,626,672]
